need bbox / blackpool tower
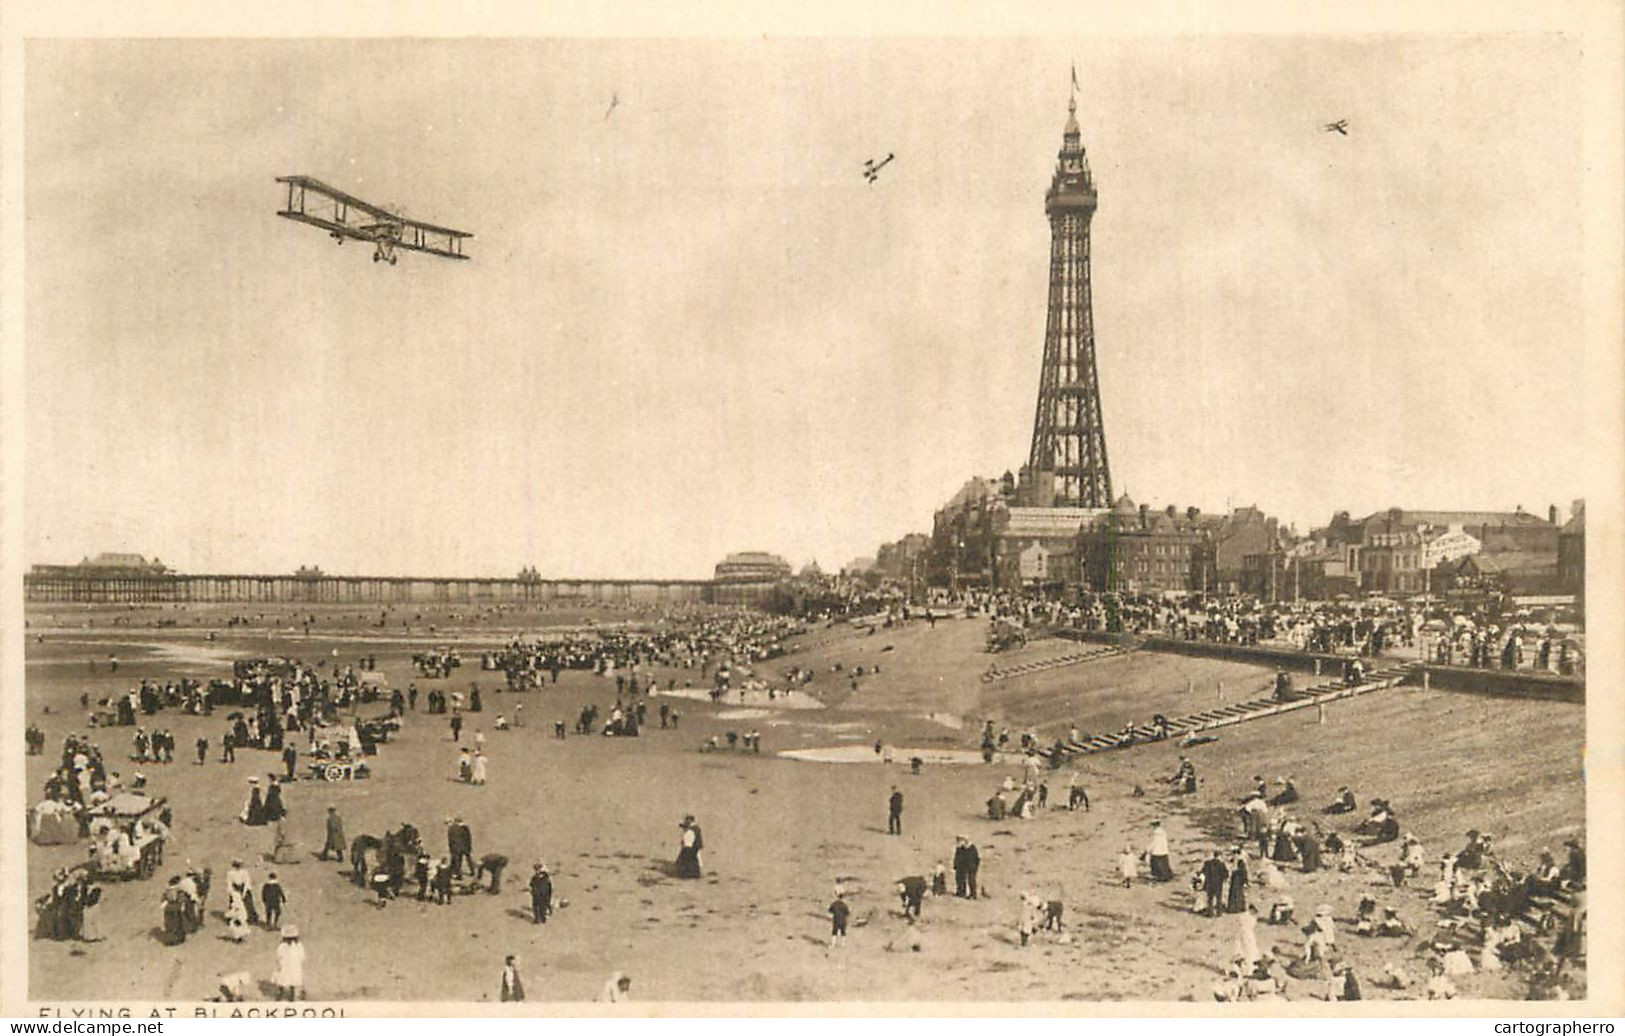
[1022,95,1113,509]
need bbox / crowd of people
[486,612,806,692]
[944,587,1583,677]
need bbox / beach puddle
[778,745,992,766]
[655,688,825,710]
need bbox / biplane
[275,176,472,264]
[862,153,895,184]
[1323,119,1349,136]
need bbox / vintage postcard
[2,1,1621,1019]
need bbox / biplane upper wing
[276,175,472,260]
[391,214,474,261]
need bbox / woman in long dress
[1298,829,1323,873]
[263,781,286,824]
[1235,906,1260,972]
[273,926,305,1001]
[80,882,104,942]
[225,888,250,942]
[242,780,266,826]
[1226,851,1250,913]
[471,751,488,786]
[1147,821,1173,881]
[162,879,188,945]
[674,816,702,879]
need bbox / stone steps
[981,644,1133,683]
[1037,663,1420,760]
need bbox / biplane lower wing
[276,175,472,261]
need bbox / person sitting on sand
[1423,958,1458,1000]
[1211,964,1249,1003]
[1375,960,1415,992]
[1454,830,1490,870]
[1170,757,1197,795]
[599,972,633,1003]
[1353,894,1379,936]
[1267,894,1295,926]
[1331,962,1362,1002]
[1269,776,1299,807]
[1398,832,1426,876]
[1325,786,1357,814]
[1530,848,1563,896]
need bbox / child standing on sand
[828,893,849,949]
[1118,843,1137,886]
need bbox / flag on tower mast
[1071,64,1079,94]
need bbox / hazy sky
[24,36,1590,578]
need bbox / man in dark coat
[261,872,287,930]
[448,818,474,878]
[1298,829,1323,873]
[282,744,298,781]
[897,875,927,918]
[962,839,981,898]
[350,835,375,885]
[528,864,553,924]
[887,787,904,836]
[320,806,345,861]
[476,853,509,893]
[1201,851,1229,917]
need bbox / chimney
[1548,504,1558,525]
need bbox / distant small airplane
[862,153,896,184]
[604,92,620,121]
[275,176,472,264]
[1324,119,1349,136]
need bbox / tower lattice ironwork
[1024,96,1112,509]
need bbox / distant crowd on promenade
[883,587,1582,678]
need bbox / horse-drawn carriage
[357,711,401,747]
[986,617,1027,653]
[84,793,169,881]
[308,759,372,782]
[413,646,461,678]
[233,657,299,682]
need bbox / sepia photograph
[2,3,1621,1019]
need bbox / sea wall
[1054,627,1583,703]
